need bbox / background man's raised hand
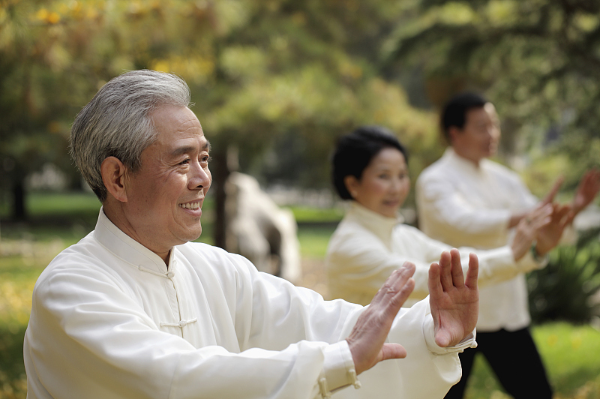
[571,168,600,217]
[511,204,553,260]
[535,203,573,256]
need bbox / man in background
[416,92,600,399]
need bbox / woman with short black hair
[326,126,568,307]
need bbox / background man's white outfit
[417,147,552,398]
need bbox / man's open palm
[429,249,479,347]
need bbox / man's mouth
[179,201,202,210]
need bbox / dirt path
[298,257,329,299]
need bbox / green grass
[297,225,337,258]
[287,205,344,223]
[0,252,56,399]
[464,323,600,399]
[26,191,101,216]
[1,191,101,226]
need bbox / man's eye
[202,155,212,163]
[180,159,191,165]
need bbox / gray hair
[70,70,191,202]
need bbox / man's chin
[191,227,203,242]
[178,225,203,244]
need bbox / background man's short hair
[70,70,191,202]
[441,92,488,142]
[332,125,409,200]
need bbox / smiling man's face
[122,105,211,255]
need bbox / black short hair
[332,126,409,200]
[441,92,488,142]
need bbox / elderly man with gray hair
[24,70,480,399]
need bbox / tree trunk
[11,179,27,221]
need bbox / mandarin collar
[346,202,403,249]
[93,207,175,273]
[443,147,488,175]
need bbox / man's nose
[189,162,211,190]
[487,126,500,140]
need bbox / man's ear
[344,175,359,199]
[101,156,128,203]
[448,126,462,144]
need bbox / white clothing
[24,209,474,399]
[326,202,543,308]
[416,148,538,331]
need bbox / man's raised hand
[536,203,572,255]
[346,262,416,375]
[572,168,600,216]
[429,249,479,347]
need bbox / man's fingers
[542,176,563,204]
[438,251,454,291]
[434,329,452,348]
[428,262,443,300]
[449,249,465,288]
[582,169,600,193]
[380,343,407,361]
[527,204,552,230]
[373,262,415,304]
[464,253,479,290]
[557,204,574,228]
[390,278,415,311]
[371,263,416,318]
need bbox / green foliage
[0,0,443,220]
[528,227,600,324]
[383,0,600,194]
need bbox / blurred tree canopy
[383,0,600,198]
[0,0,442,246]
[2,0,598,238]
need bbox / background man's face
[123,105,212,252]
[451,102,500,164]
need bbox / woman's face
[345,147,410,218]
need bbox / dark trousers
[445,327,553,399]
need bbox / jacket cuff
[422,316,478,355]
[317,340,361,398]
[517,246,549,272]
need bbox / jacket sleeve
[327,224,545,304]
[416,171,513,236]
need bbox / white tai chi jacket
[416,148,538,331]
[326,202,544,308]
[24,209,475,399]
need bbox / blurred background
[1,1,600,398]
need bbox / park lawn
[463,324,600,399]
